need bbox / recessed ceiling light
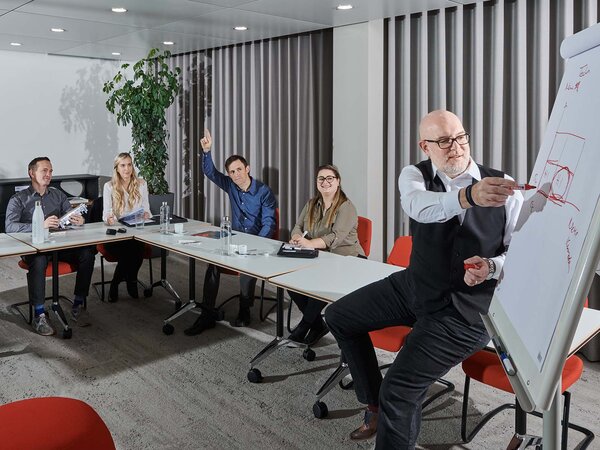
[50,28,65,33]
[10,42,21,46]
[163,41,174,45]
[233,26,248,31]
[336,4,353,10]
[111,7,127,13]
[112,52,121,56]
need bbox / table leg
[50,250,72,338]
[161,257,198,335]
[151,248,182,308]
[247,287,311,383]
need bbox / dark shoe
[108,279,119,303]
[184,314,216,336]
[305,319,329,346]
[233,307,251,327]
[350,409,378,440]
[126,281,139,299]
[288,320,311,343]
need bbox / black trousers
[22,247,96,307]
[324,270,489,449]
[103,240,145,283]
[202,264,257,311]
[288,291,326,325]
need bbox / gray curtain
[385,0,600,245]
[165,30,333,239]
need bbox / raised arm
[200,128,230,191]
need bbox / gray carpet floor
[0,254,599,450]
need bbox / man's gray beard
[443,158,470,177]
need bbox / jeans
[22,246,96,307]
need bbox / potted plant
[103,48,181,208]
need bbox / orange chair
[0,397,115,450]
[12,259,78,339]
[461,348,594,448]
[312,235,454,418]
[357,216,372,257]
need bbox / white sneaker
[71,305,91,327]
[33,313,55,336]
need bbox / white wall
[0,51,131,179]
[333,21,385,261]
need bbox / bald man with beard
[325,110,524,449]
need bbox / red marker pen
[514,183,536,190]
[464,263,478,270]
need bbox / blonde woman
[288,164,365,345]
[102,152,151,302]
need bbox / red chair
[461,345,594,448]
[357,216,372,257]
[12,259,78,338]
[312,235,454,418]
[0,397,115,450]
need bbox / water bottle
[32,200,45,244]
[160,202,170,234]
[220,215,232,255]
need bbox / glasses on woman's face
[317,176,338,185]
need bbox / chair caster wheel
[162,323,174,335]
[303,348,316,361]
[313,401,328,419]
[215,310,225,321]
[144,288,152,298]
[62,328,73,339]
[247,368,263,383]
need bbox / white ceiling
[0,0,484,60]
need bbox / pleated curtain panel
[165,30,333,238]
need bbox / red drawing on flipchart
[532,131,585,212]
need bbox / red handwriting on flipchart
[565,218,579,272]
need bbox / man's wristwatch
[483,258,496,280]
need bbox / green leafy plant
[103,48,181,194]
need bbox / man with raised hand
[184,129,277,335]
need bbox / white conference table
[269,255,403,303]
[133,221,339,341]
[0,233,36,257]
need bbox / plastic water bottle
[160,202,170,234]
[220,215,231,255]
[32,200,45,244]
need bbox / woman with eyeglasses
[288,164,365,345]
[102,152,151,302]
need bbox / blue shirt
[202,151,276,238]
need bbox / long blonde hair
[306,164,348,230]
[111,152,142,216]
